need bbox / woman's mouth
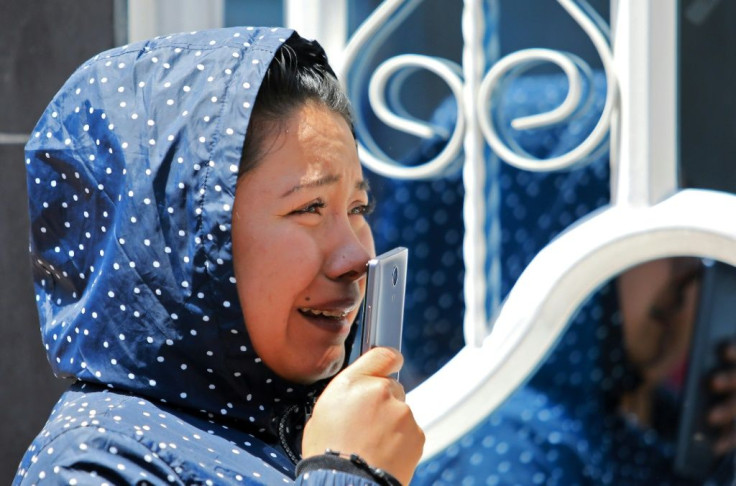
[298,307,350,319]
[297,305,357,334]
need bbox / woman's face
[232,102,375,384]
[617,258,701,385]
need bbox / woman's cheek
[358,222,376,257]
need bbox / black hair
[239,32,355,176]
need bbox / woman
[14,28,423,485]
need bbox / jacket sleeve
[17,426,392,486]
[295,453,399,486]
[295,470,382,486]
[16,427,185,485]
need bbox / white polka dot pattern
[15,385,296,484]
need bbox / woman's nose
[324,221,373,283]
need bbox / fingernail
[713,375,729,389]
[708,409,724,424]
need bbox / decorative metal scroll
[332,0,736,461]
[341,0,616,350]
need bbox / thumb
[343,346,403,379]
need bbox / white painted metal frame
[286,0,736,461]
[126,0,224,43]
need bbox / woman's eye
[350,200,375,216]
[291,200,326,215]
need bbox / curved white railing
[409,189,736,459]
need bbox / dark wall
[680,0,736,193]
[0,1,119,482]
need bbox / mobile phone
[674,260,736,478]
[360,247,408,358]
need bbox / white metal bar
[611,0,678,207]
[285,0,348,69]
[462,0,489,347]
[127,0,224,43]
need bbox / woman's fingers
[713,424,736,456]
[704,341,736,456]
[342,346,403,381]
[721,342,736,363]
[337,347,406,400]
[301,348,423,485]
[388,377,405,402]
[711,369,736,393]
[708,394,736,425]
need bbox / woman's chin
[282,350,346,385]
[309,358,345,383]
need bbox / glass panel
[412,258,736,485]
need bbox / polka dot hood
[25,27,325,442]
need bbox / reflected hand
[302,347,425,485]
[708,342,736,455]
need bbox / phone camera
[392,265,399,286]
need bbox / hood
[25,26,324,439]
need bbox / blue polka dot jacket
[15,27,376,486]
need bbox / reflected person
[412,257,736,485]
[617,258,736,460]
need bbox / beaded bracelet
[324,449,402,486]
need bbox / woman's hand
[708,342,736,455]
[302,347,425,485]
